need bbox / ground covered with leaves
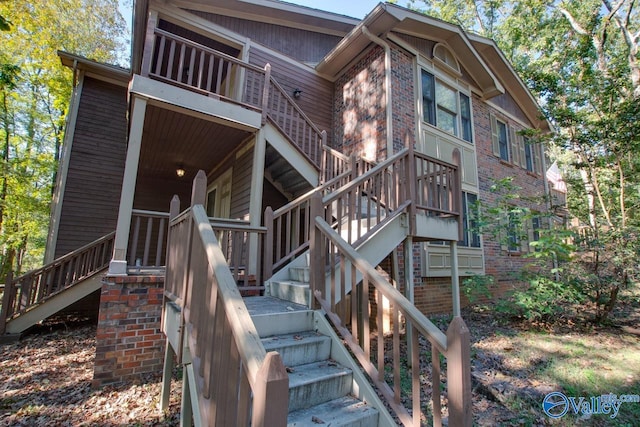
[0,319,181,426]
[1,289,638,426]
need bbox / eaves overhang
[58,51,131,85]
[316,2,504,99]
[468,34,552,132]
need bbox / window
[460,192,481,248]
[421,70,473,143]
[490,114,511,161]
[507,210,521,252]
[524,137,534,172]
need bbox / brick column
[92,275,165,388]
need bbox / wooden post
[263,207,274,282]
[160,338,175,411]
[406,142,417,234]
[452,148,463,240]
[261,64,271,125]
[0,271,14,335]
[140,10,158,77]
[450,241,461,317]
[251,352,288,427]
[191,170,207,207]
[446,316,472,427]
[309,191,324,309]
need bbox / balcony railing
[143,27,325,168]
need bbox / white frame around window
[421,69,473,144]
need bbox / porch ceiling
[139,104,253,181]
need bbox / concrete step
[246,296,314,337]
[287,395,379,427]
[262,331,331,367]
[287,360,353,411]
[289,266,310,282]
[269,280,311,306]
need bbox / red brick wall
[92,275,165,388]
[473,94,548,283]
[333,46,386,159]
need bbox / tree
[413,0,640,322]
[0,0,127,279]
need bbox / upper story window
[421,70,473,143]
[433,44,461,73]
[491,113,544,175]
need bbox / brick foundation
[92,274,165,388]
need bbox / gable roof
[316,3,504,100]
[468,33,551,131]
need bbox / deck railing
[0,232,115,334]
[264,147,462,275]
[128,209,170,269]
[145,27,326,168]
[164,173,287,426]
[309,214,472,426]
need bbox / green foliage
[414,0,640,323]
[0,1,127,277]
[461,274,493,303]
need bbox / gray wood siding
[54,77,127,258]
[249,48,334,146]
[187,11,342,64]
[230,147,253,220]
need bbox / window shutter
[490,114,500,157]
[518,135,526,168]
[509,126,519,165]
[522,217,533,253]
[533,143,543,175]
[499,211,508,251]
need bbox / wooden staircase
[0,232,115,337]
[247,296,391,426]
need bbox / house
[0,1,555,425]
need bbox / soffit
[316,3,503,99]
[168,0,358,36]
[139,104,252,181]
[468,35,551,132]
[59,51,131,84]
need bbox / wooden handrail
[0,232,115,334]
[310,213,472,426]
[165,201,288,425]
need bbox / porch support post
[109,96,147,275]
[248,131,266,276]
[446,316,472,427]
[403,236,414,367]
[450,240,461,317]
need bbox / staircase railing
[264,160,355,275]
[264,74,325,167]
[264,147,462,277]
[309,216,472,427]
[0,232,115,334]
[164,173,288,426]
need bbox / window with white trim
[421,70,473,143]
[491,114,544,174]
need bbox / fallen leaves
[0,321,181,426]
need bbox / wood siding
[54,78,127,258]
[187,11,342,64]
[249,48,334,145]
[230,147,253,220]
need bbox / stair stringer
[263,122,319,188]
[5,268,107,334]
[312,309,397,427]
[322,212,409,304]
[268,212,409,307]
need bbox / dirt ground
[1,297,637,426]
